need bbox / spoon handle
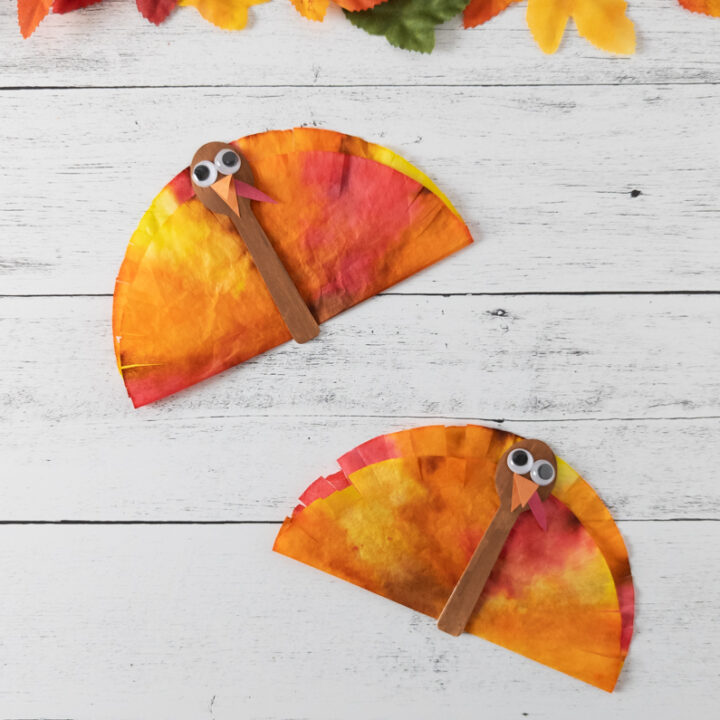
[437,507,518,636]
[230,210,319,344]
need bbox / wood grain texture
[2,0,719,716]
[2,414,718,521]
[1,294,718,521]
[1,85,718,295]
[0,521,717,719]
[2,294,717,422]
[1,1,719,87]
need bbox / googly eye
[215,149,241,175]
[192,160,218,188]
[507,448,534,474]
[531,460,556,486]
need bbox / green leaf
[344,0,470,54]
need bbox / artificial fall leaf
[526,0,635,54]
[337,0,391,9]
[290,0,330,21]
[678,0,720,16]
[17,0,53,38]
[136,0,179,24]
[52,0,102,13]
[290,1,388,22]
[463,0,518,28]
[344,0,470,53]
[178,0,270,29]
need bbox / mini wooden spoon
[437,438,557,637]
[191,142,320,344]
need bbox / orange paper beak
[511,473,538,511]
[211,174,240,215]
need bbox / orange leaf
[678,0,720,16]
[17,0,53,38]
[290,0,330,21]
[526,0,635,54]
[463,0,519,28]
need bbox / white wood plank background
[1,1,719,718]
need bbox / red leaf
[52,0,103,13]
[136,0,179,25]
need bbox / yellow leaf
[290,0,330,21]
[526,0,635,54]
[179,0,270,30]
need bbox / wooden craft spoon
[190,141,320,344]
[437,438,557,636]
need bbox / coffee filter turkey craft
[113,128,472,407]
[274,425,634,692]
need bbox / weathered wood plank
[3,294,717,421]
[2,0,718,717]
[1,293,718,521]
[0,521,716,719]
[1,85,718,295]
[1,1,719,88]
[2,414,718,521]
